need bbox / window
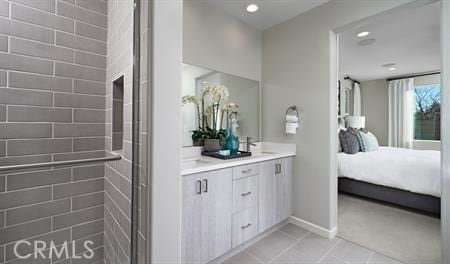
[414,84,441,140]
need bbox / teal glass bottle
[225,128,239,155]
[225,112,240,154]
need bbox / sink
[253,151,277,156]
[181,158,214,170]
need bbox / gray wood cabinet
[258,158,293,233]
[276,157,293,222]
[182,168,233,264]
[258,160,277,233]
[182,157,293,263]
[182,172,209,263]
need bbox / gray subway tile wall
[0,0,114,263]
[104,0,134,262]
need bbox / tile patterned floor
[222,223,403,264]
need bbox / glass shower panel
[134,0,150,263]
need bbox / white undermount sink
[252,151,277,156]
[181,158,214,170]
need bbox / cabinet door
[276,158,293,222]
[205,168,233,262]
[182,172,209,263]
[258,160,277,233]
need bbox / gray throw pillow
[339,128,360,154]
[338,129,343,152]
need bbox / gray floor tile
[368,253,402,264]
[222,251,262,264]
[291,233,340,262]
[271,246,316,264]
[221,227,405,264]
[328,240,372,263]
[319,255,347,264]
[279,223,310,240]
[245,231,296,263]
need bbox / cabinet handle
[241,191,252,197]
[241,223,252,229]
[275,164,282,174]
[196,180,202,194]
[242,169,252,174]
[202,179,208,193]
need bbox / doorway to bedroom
[336,2,442,263]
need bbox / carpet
[338,194,441,264]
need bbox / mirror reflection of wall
[182,64,260,147]
[339,78,354,117]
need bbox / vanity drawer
[233,164,259,180]
[233,175,258,213]
[232,207,258,248]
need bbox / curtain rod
[387,71,441,82]
[344,76,360,84]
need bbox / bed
[338,147,441,215]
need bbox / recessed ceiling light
[357,31,370,37]
[246,4,258,13]
[389,67,397,71]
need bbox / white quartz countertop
[181,142,296,176]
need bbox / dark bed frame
[338,177,441,216]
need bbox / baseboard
[289,216,337,239]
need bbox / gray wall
[183,0,262,81]
[104,0,134,263]
[360,79,389,146]
[261,0,414,231]
[0,0,108,263]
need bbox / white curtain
[388,78,414,148]
[353,82,361,116]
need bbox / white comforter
[338,147,441,197]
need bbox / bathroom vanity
[181,143,295,264]
[180,62,295,263]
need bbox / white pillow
[359,131,379,152]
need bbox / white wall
[262,0,415,232]
[415,73,441,85]
[360,79,389,146]
[441,1,450,263]
[183,0,262,81]
[413,140,441,150]
[151,0,182,262]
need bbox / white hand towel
[285,114,299,134]
[286,115,298,123]
[286,123,297,134]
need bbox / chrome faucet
[244,137,256,152]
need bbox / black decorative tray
[202,150,252,160]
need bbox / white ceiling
[339,2,440,82]
[204,0,330,30]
